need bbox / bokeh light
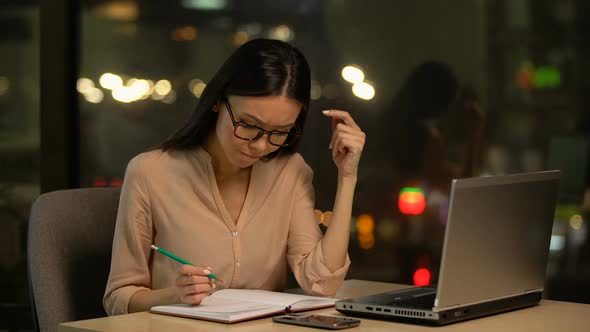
[570,214,583,230]
[399,187,426,215]
[413,268,431,286]
[352,81,375,100]
[341,66,365,84]
[99,73,123,90]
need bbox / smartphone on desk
[273,314,360,329]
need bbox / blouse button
[232,231,239,237]
[235,262,241,267]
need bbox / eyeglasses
[224,99,300,147]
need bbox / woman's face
[214,95,302,168]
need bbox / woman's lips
[242,152,261,159]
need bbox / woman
[103,38,366,315]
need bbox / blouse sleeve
[103,155,154,315]
[286,162,351,297]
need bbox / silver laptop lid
[434,171,560,312]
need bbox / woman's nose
[249,133,269,152]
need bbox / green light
[182,0,226,10]
[400,187,424,195]
[533,65,561,88]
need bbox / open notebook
[150,289,336,323]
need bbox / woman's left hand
[323,110,365,179]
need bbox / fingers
[329,122,355,150]
[182,282,215,295]
[323,110,363,150]
[332,132,365,158]
[176,265,217,305]
[176,273,211,287]
[178,264,212,277]
[322,110,360,129]
[329,122,365,153]
[181,292,210,306]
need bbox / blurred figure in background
[387,61,486,285]
[391,61,485,194]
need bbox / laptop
[336,170,561,325]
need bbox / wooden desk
[60,279,590,332]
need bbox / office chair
[27,187,121,332]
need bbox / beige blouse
[103,147,350,315]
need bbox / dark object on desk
[273,314,360,330]
[27,188,121,332]
[337,171,560,325]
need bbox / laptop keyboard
[386,292,436,309]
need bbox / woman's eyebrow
[240,112,295,129]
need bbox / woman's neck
[203,134,249,180]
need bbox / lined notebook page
[152,300,277,316]
[210,289,335,308]
[150,289,336,322]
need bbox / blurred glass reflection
[73,0,590,305]
[0,1,40,329]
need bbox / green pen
[150,245,223,282]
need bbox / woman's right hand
[175,265,216,305]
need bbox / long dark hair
[159,38,311,159]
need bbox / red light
[398,187,426,215]
[413,268,431,286]
[93,177,107,187]
[517,69,534,90]
[109,177,123,187]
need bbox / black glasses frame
[224,99,300,147]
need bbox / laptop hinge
[432,288,543,312]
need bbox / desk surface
[59,279,590,332]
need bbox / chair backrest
[28,187,121,332]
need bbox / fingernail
[322,110,330,114]
[329,143,332,150]
[203,269,211,274]
[212,283,216,289]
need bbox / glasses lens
[235,123,298,147]
[234,124,260,140]
[269,132,290,146]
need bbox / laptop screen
[434,171,560,311]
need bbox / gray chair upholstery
[28,188,121,332]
